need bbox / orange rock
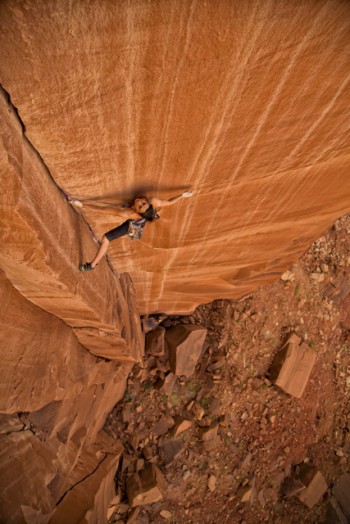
[296,470,328,509]
[270,335,316,398]
[1,3,350,317]
[126,464,167,508]
[145,326,166,357]
[0,91,143,362]
[172,417,193,436]
[198,423,219,442]
[1,1,350,520]
[166,325,207,378]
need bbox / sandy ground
[105,213,350,524]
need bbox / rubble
[332,473,350,521]
[145,327,166,357]
[296,468,328,509]
[159,439,183,465]
[103,213,350,523]
[126,464,167,508]
[166,324,207,378]
[270,334,317,398]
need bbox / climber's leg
[79,221,130,271]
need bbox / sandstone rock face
[0,259,133,521]
[1,1,350,315]
[0,67,143,521]
[0,89,143,362]
[1,1,350,520]
[0,430,123,523]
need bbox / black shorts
[105,220,130,241]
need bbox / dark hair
[141,205,160,222]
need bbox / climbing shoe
[79,262,93,272]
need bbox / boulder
[269,334,316,398]
[159,439,183,465]
[126,464,167,508]
[166,325,207,378]
[145,327,166,357]
[295,466,328,509]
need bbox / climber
[71,191,193,271]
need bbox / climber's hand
[68,199,83,208]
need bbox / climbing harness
[128,218,147,240]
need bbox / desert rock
[270,334,316,398]
[126,464,167,508]
[166,324,207,378]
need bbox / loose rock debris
[104,213,350,523]
[270,333,317,398]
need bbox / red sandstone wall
[1,0,350,314]
[1,1,350,520]
[0,49,144,521]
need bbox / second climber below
[74,190,193,272]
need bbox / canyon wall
[1,0,350,521]
[0,80,143,522]
[1,0,350,314]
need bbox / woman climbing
[69,191,193,271]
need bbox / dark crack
[55,453,108,507]
[1,84,26,133]
[0,84,112,255]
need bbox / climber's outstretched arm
[150,190,193,209]
[69,199,139,220]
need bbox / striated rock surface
[0,210,136,521]
[0,56,143,521]
[1,1,350,521]
[1,0,350,314]
[0,88,143,362]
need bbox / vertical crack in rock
[0,85,144,362]
[0,83,110,270]
[0,84,67,201]
[55,453,108,507]
[1,85,26,133]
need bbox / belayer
[69,191,193,271]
